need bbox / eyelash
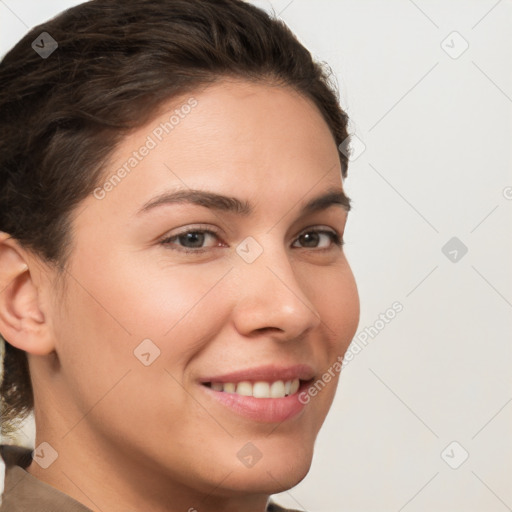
[159,225,344,254]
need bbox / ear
[0,232,56,355]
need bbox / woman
[0,0,360,510]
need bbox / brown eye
[292,229,343,249]
[176,231,207,248]
[160,228,223,253]
[298,232,321,247]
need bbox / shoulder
[267,499,304,512]
[0,444,33,468]
[0,444,93,512]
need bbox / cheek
[63,253,234,376]
[334,275,360,349]
[312,263,360,352]
[294,264,359,421]
[52,261,230,443]
[73,246,227,328]
[115,261,233,357]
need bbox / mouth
[202,378,304,398]
[198,364,316,423]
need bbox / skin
[0,78,359,512]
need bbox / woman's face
[38,79,359,499]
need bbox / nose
[231,243,322,342]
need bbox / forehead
[111,77,337,165]
[88,78,343,217]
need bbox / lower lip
[200,382,310,423]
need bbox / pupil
[180,232,204,247]
[301,232,318,247]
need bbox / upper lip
[199,364,316,384]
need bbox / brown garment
[0,445,302,511]
[0,444,91,511]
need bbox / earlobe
[0,232,56,355]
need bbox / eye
[159,226,344,254]
[292,228,344,250]
[159,226,224,254]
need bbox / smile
[198,364,316,422]
[203,379,301,398]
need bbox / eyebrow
[137,185,351,217]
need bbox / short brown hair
[0,0,350,438]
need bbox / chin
[217,441,314,495]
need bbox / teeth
[253,381,270,398]
[236,381,253,396]
[290,379,300,394]
[208,379,301,398]
[270,380,285,398]
[223,382,236,393]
